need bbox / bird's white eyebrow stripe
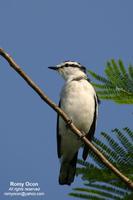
[57,61,81,68]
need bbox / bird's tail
[59,152,78,185]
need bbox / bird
[48,61,99,185]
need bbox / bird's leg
[79,131,87,139]
[66,119,72,129]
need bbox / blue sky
[0,1,133,199]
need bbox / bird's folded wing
[82,96,98,160]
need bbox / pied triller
[48,61,100,185]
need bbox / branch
[0,48,133,190]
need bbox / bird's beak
[48,66,58,70]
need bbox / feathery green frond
[112,128,133,151]
[71,187,120,199]
[88,70,112,86]
[69,192,105,200]
[123,127,133,141]
[128,65,133,80]
[88,60,133,104]
[84,183,126,196]
[69,127,133,199]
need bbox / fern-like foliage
[69,128,133,200]
[88,60,133,104]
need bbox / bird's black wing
[82,95,98,160]
[87,78,100,105]
[57,100,61,158]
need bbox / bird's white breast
[59,79,96,158]
[60,80,95,131]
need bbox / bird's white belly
[59,80,95,158]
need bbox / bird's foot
[66,119,72,128]
[79,131,87,139]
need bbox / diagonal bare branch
[0,48,133,190]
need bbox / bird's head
[48,61,87,81]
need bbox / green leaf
[70,128,133,200]
[88,60,133,104]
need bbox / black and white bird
[48,61,99,185]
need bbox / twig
[0,48,133,190]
